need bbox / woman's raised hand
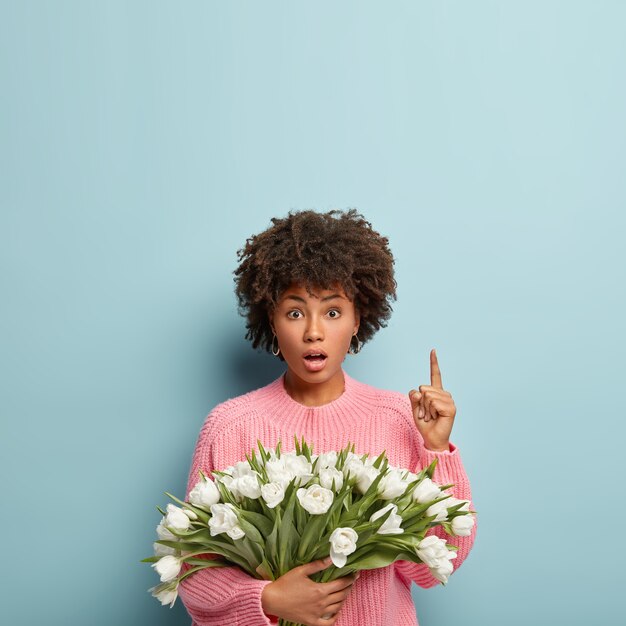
[409,349,456,451]
[261,557,359,626]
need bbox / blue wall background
[2,2,624,625]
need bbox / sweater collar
[266,368,359,416]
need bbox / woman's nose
[304,317,324,341]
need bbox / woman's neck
[283,368,346,407]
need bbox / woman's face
[269,282,360,384]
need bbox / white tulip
[355,465,379,494]
[156,519,177,541]
[319,467,344,492]
[231,460,254,478]
[296,484,334,514]
[377,469,409,500]
[364,455,377,467]
[261,482,286,508]
[189,476,221,508]
[369,503,404,535]
[283,453,314,486]
[426,499,449,522]
[164,504,191,531]
[343,456,365,480]
[153,541,177,557]
[230,473,262,500]
[217,473,234,490]
[153,554,182,583]
[329,527,359,568]
[265,457,291,487]
[405,471,419,483]
[431,554,456,584]
[209,503,245,540]
[149,583,178,608]
[415,535,448,567]
[451,514,475,537]
[412,477,443,504]
[317,451,338,469]
[220,465,235,478]
[415,535,457,584]
[446,496,471,513]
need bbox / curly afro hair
[233,208,397,360]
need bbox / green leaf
[255,558,276,581]
[402,514,439,535]
[184,557,230,567]
[349,547,411,571]
[311,455,320,474]
[297,509,329,561]
[266,508,280,570]
[426,458,438,479]
[165,526,213,542]
[155,539,205,552]
[378,534,422,551]
[372,449,387,469]
[238,509,274,538]
[163,491,190,509]
[294,497,308,535]
[302,438,312,462]
[257,440,269,464]
[177,564,212,582]
[245,450,262,476]
[240,535,264,568]
[237,515,265,546]
[214,478,238,506]
[257,497,277,523]
[277,489,300,576]
[350,473,387,519]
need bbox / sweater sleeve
[177,411,278,626]
[394,440,478,589]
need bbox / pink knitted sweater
[178,369,477,626]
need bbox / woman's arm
[394,441,477,588]
[176,413,278,626]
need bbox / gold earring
[271,334,280,356]
[348,333,362,355]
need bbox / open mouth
[303,352,328,370]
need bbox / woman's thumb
[409,390,421,408]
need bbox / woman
[178,209,477,626]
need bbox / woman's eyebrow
[283,293,345,303]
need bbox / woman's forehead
[279,281,348,300]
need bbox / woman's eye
[328,309,341,318]
[287,310,301,319]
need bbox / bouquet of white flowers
[142,437,476,625]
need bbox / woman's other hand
[408,349,456,451]
[261,557,359,626]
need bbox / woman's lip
[302,356,328,372]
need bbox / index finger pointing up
[430,348,443,389]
